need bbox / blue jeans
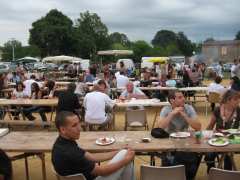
[23,106,51,122]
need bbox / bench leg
[24,155,30,180]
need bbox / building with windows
[202,40,240,63]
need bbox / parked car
[0,63,10,73]
[34,63,47,71]
[45,63,59,71]
[223,63,233,72]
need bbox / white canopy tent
[42,55,82,64]
[97,50,133,56]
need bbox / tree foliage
[235,31,240,40]
[2,39,22,61]
[1,39,41,61]
[109,32,131,47]
[176,32,194,56]
[132,40,152,62]
[152,30,177,48]
[75,11,110,59]
[29,9,75,57]
[152,30,194,56]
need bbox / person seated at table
[57,83,81,114]
[23,82,52,122]
[84,80,115,129]
[42,80,56,99]
[229,76,240,91]
[207,76,226,111]
[0,149,12,180]
[11,82,28,120]
[84,69,95,83]
[11,72,21,84]
[115,71,129,89]
[23,74,37,97]
[52,111,135,180]
[165,74,176,87]
[158,90,201,180]
[11,82,28,99]
[205,89,240,172]
[119,82,147,100]
[75,75,89,97]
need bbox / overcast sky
[0,0,240,46]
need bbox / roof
[203,40,240,46]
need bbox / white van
[141,57,154,69]
[116,59,135,70]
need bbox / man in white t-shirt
[207,76,226,111]
[116,71,129,88]
[84,80,115,128]
[23,75,37,97]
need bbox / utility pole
[10,38,15,61]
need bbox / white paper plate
[170,132,191,138]
[96,137,115,146]
[208,138,229,147]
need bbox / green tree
[176,32,194,56]
[21,45,41,58]
[1,39,23,61]
[132,40,153,62]
[109,32,131,47]
[151,30,177,48]
[111,43,126,50]
[29,9,75,57]
[235,31,240,40]
[75,11,110,59]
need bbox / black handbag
[151,128,169,138]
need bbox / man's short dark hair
[67,83,76,93]
[55,111,77,130]
[97,79,107,88]
[214,76,222,84]
[30,75,36,79]
[168,90,183,102]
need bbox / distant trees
[1,40,40,61]
[151,30,194,57]
[109,32,131,47]
[29,9,75,57]
[1,9,216,61]
[235,31,240,40]
[75,11,110,59]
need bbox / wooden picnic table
[179,87,208,92]
[1,131,239,179]
[1,131,240,153]
[0,99,58,122]
[0,98,58,106]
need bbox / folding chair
[209,168,240,180]
[125,108,148,131]
[140,164,186,180]
[53,168,86,180]
[206,92,221,116]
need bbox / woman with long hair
[205,89,240,172]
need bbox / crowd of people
[0,59,240,180]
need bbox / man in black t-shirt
[52,111,135,180]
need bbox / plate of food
[170,132,191,138]
[208,138,229,147]
[96,137,115,146]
